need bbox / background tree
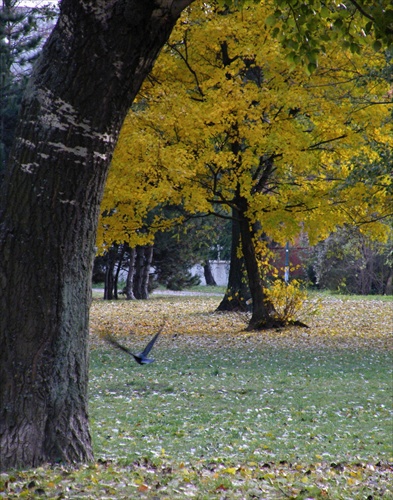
[105,2,392,328]
[264,0,393,74]
[0,0,57,174]
[308,226,393,294]
[152,227,201,290]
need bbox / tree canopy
[99,2,392,328]
[236,0,393,74]
[100,1,392,257]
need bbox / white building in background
[190,261,229,286]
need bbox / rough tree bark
[0,0,193,470]
[216,211,250,312]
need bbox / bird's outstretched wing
[137,324,164,359]
[104,322,164,365]
[105,335,139,361]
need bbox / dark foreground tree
[0,0,193,471]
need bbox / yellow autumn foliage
[264,279,321,325]
[98,2,392,250]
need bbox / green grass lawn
[1,295,392,498]
[90,344,392,466]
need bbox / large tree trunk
[0,0,192,471]
[237,201,279,330]
[216,211,250,312]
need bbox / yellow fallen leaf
[222,467,237,475]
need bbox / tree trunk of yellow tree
[236,198,280,330]
[217,208,251,312]
[0,0,193,471]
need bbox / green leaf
[307,49,319,64]
[265,15,277,27]
[320,6,331,19]
[333,18,343,29]
[306,61,317,76]
[372,40,382,51]
[364,21,373,34]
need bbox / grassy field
[1,294,392,498]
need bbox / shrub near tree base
[264,279,321,327]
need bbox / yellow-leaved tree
[99,1,392,329]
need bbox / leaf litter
[89,295,392,351]
[1,294,392,498]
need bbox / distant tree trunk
[385,269,393,295]
[204,260,217,286]
[104,245,117,300]
[141,245,153,299]
[133,245,153,299]
[217,212,250,312]
[113,244,127,299]
[0,0,193,470]
[133,246,145,299]
[125,247,137,300]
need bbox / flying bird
[105,325,163,365]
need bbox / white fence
[190,261,229,286]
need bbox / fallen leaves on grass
[89,295,393,351]
[1,460,392,499]
[3,295,390,499]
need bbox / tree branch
[304,134,347,151]
[347,0,375,23]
